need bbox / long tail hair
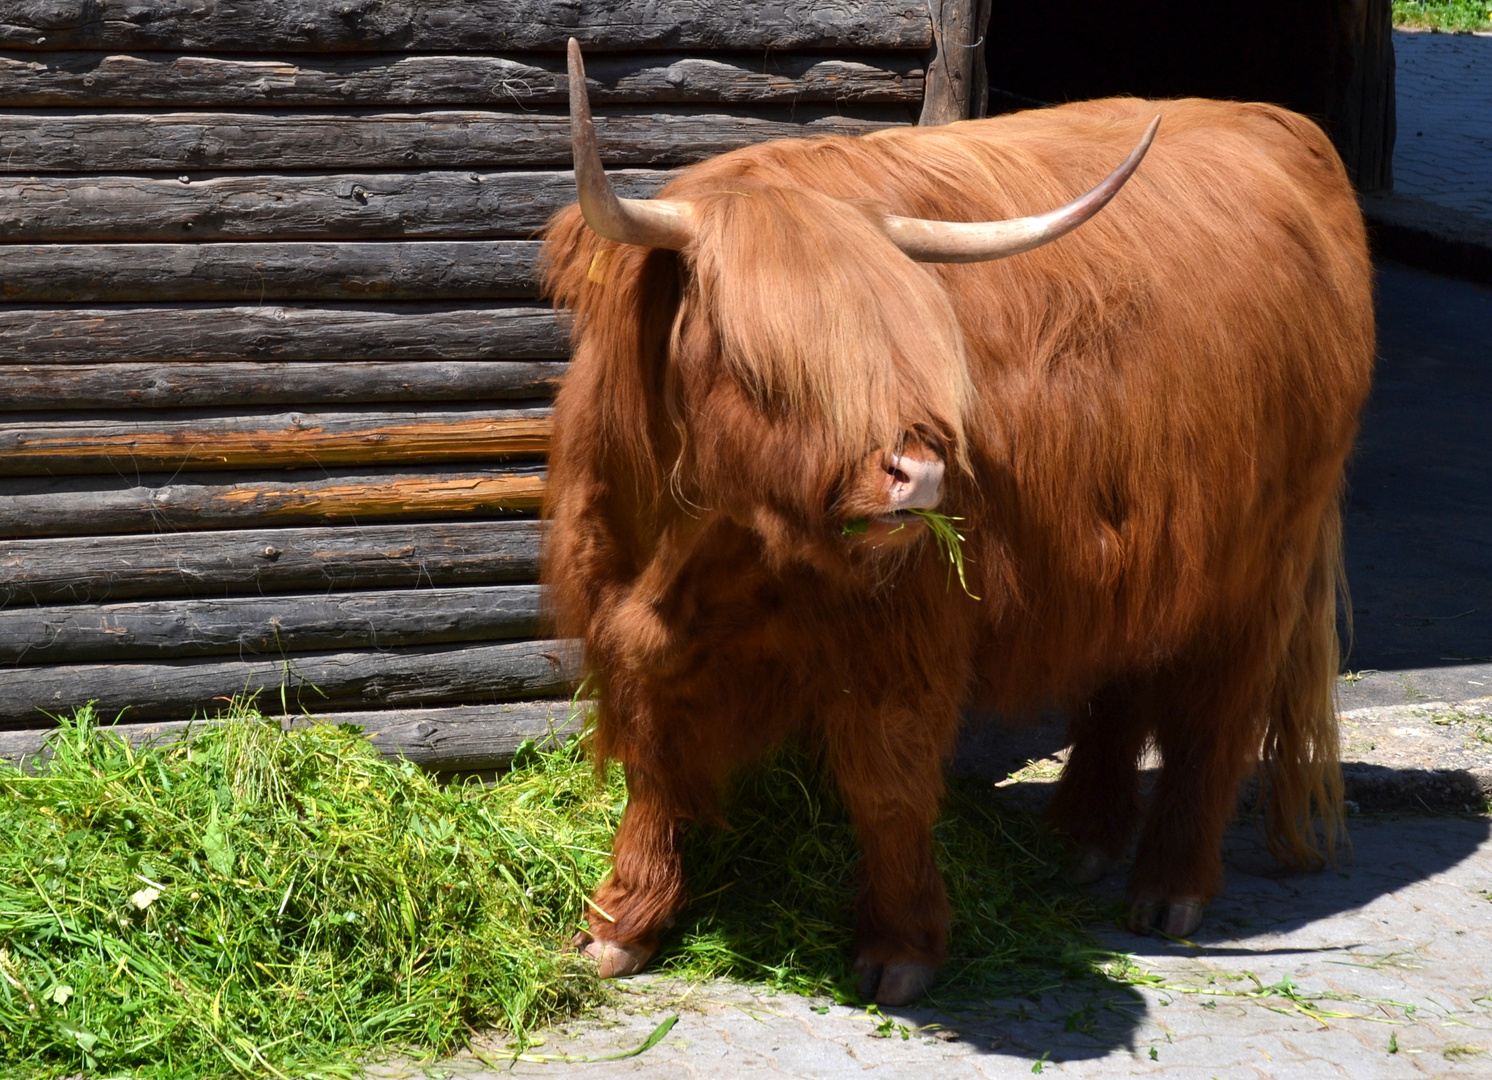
[1258,497,1348,866]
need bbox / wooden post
[920,0,993,125]
[1327,0,1396,192]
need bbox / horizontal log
[0,700,588,772]
[0,303,566,361]
[0,51,923,108]
[0,465,546,538]
[0,521,542,605]
[0,107,904,173]
[0,360,568,411]
[0,637,580,725]
[0,583,542,663]
[0,1,932,53]
[0,240,542,303]
[0,405,552,475]
[0,169,669,242]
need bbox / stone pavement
[377,814,1492,1079]
[1364,31,1492,281]
[1393,30,1492,221]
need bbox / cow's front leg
[827,707,956,1006]
[574,761,691,977]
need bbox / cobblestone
[1393,30,1492,221]
[368,817,1492,1079]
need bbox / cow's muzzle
[883,446,945,515]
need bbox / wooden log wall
[0,0,986,769]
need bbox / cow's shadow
[858,717,1492,1063]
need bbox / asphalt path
[1346,261,1492,674]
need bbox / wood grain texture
[0,107,904,173]
[1,360,567,411]
[0,637,580,725]
[919,0,988,125]
[0,520,542,604]
[0,583,542,663]
[0,699,586,771]
[0,465,546,538]
[0,50,923,107]
[0,241,542,303]
[0,405,552,474]
[0,303,566,361]
[0,1,933,54]
[0,169,669,242]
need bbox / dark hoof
[1127,898,1205,939]
[1068,846,1115,886]
[571,930,655,978]
[853,957,938,1006]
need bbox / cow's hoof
[1127,898,1204,939]
[571,931,654,978]
[1068,846,1115,885]
[853,957,938,1006]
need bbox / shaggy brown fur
[541,97,1373,998]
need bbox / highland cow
[541,40,1373,1004]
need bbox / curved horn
[568,38,695,250]
[881,115,1161,263]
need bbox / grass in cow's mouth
[1,705,1118,1076]
[840,510,978,599]
[906,509,980,600]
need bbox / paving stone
[1394,31,1492,221]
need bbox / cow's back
[676,97,1373,706]
[943,99,1373,705]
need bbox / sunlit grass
[0,704,1119,1077]
[1393,0,1492,31]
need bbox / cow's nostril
[889,467,911,485]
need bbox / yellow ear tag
[587,248,612,285]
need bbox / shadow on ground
[1345,262,1492,671]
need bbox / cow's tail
[1258,500,1347,868]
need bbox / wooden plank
[0,169,669,242]
[0,303,566,361]
[0,637,580,725]
[0,584,542,663]
[0,360,568,411]
[0,521,542,605]
[0,465,546,538]
[0,50,923,108]
[0,699,587,771]
[0,1,932,54]
[0,107,904,173]
[0,405,552,475]
[0,241,542,303]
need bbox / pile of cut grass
[0,705,1119,1078]
[1393,0,1492,31]
[0,705,621,1079]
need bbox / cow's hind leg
[1126,652,1270,938]
[827,705,957,1006]
[1048,677,1153,884]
